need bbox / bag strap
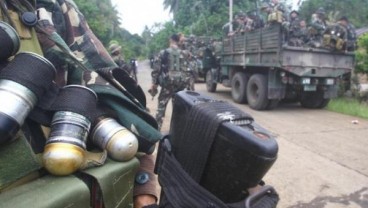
[155,137,228,208]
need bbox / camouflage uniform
[309,8,327,47]
[179,38,196,91]
[35,0,158,203]
[346,23,357,51]
[261,0,288,24]
[288,11,304,46]
[152,44,188,130]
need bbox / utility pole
[229,0,233,32]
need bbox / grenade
[42,85,96,175]
[91,117,138,161]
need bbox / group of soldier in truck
[224,0,357,52]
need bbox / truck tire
[246,74,269,110]
[231,72,248,103]
[300,91,328,109]
[318,99,330,108]
[206,70,217,92]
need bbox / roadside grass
[327,98,368,119]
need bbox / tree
[356,34,368,75]
[74,0,146,60]
[298,0,368,27]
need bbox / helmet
[290,10,299,16]
[316,7,325,15]
[237,11,246,19]
[108,43,121,54]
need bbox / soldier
[338,16,357,51]
[261,0,288,24]
[177,33,196,91]
[108,42,126,67]
[309,7,327,47]
[288,10,303,46]
[247,10,265,30]
[223,11,246,36]
[150,34,189,130]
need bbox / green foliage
[298,0,368,27]
[327,98,368,119]
[74,0,119,44]
[73,0,146,60]
[355,34,368,75]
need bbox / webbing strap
[172,100,253,182]
[156,138,227,208]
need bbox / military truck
[205,24,355,110]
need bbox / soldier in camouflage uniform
[178,33,196,91]
[338,16,357,51]
[288,10,305,46]
[309,7,327,48]
[150,34,189,131]
[34,0,159,207]
[261,0,288,25]
[109,42,125,67]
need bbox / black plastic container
[169,91,278,203]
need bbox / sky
[111,0,172,35]
[110,0,301,35]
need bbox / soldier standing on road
[150,34,189,131]
[178,33,196,91]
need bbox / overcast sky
[111,0,172,35]
[110,0,301,35]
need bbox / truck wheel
[231,72,248,103]
[300,91,328,109]
[318,99,330,108]
[206,70,217,92]
[246,74,269,110]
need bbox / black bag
[155,91,279,208]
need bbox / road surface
[137,60,368,208]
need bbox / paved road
[137,60,368,208]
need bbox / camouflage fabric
[152,45,189,130]
[35,0,159,200]
[308,13,327,47]
[262,1,288,24]
[346,23,357,51]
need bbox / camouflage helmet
[237,11,246,19]
[316,7,325,15]
[108,43,121,54]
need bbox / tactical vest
[0,1,43,55]
[160,47,188,87]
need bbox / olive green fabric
[7,10,43,56]
[0,175,90,208]
[88,84,161,144]
[82,158,140,208]
[0,133,42,191]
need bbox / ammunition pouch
[323,34,346,51]
[268,11,283,23]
